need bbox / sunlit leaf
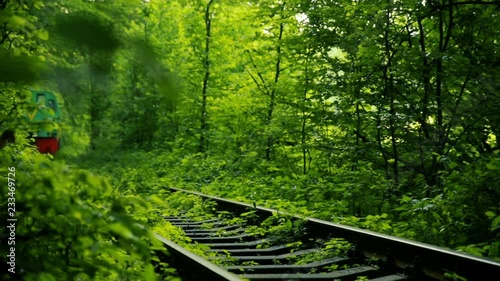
[109,223,134,239]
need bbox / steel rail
[154,233,244,281]
[169,187,500,280]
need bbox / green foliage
[88,147,499,259]
[242,213,307,246]
[443,272,468,281]
[0,53,48,82]
[0,144,180,280]
[54,11,120,52]
[2,2,500,279]
[292,238,352,267]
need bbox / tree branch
[442,74,470,148]
[417,16,432,140]
[244,66,267,95]
[433,1,500,10]
[246,50,271,95]
[444,114,485,155]
[440,0,454,52]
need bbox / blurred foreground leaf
[54,11,120,51]
[0,52,48,82]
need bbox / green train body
[27,90,62,154]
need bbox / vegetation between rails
[81,151,500,261]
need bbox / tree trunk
[301,53,310,174]
[384,0,399,188]
[265,21,284,161]
[89,50,99,151]
[199,0,214,153]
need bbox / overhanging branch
[432,1,500,10]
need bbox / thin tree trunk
[200,0,214,152]
[265,21,284,161]
[89,49,99,151]
[384,0,399,187]
[417,17,431,140]
[431,3,453,189]
[376,110,390,180]
[417,16,434,194]
[301,56,310,174]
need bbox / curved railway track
[156,187,500,281]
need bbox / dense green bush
[84,149,500,261]
[0,143,184,281]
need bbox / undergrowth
[75,150,500,261]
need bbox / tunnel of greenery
[1,0,499,280]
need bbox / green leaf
[148,194,166,206]
[267,166,280,172]
[143,264,156,281]
[0,53,48,82]
[296,200,307,205]
[7,15,27,27]
[247,151,258,157]
[109,223,134,239]
[54,11,120,51]
[37,29,49,41]
[485,211,496,219]
[432,212,441,222]
[492,216,500,231]
[486,162,498,170]
[33,1,45,9]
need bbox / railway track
[157,187,500,281]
